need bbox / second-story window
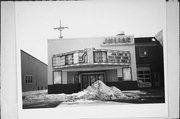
[139,48,148,57]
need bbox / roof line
[135,37,160,43]
[20,50,47,66]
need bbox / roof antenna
[54,20,69,39]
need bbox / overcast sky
[15,0,166,64]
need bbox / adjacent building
[135,37,164,88]
[21,50,48,92]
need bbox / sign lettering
[52,48,131,68]
[101,35,134,46]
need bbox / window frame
[53,70,62,84]
[122,67,132,81]
[25,75,33,84]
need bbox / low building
[48,35,138,94]
[21,50,48,92]
[135,37,164,88]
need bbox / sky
[15,0,166,64]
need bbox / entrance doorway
[80,72,105,90]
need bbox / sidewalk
[121,88,165,103]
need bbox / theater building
[48,35,138,94]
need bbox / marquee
[52,48,131,68]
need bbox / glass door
[81,72,105,90]
[81,75,90,90]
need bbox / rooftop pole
[54,20,69,39]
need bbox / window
[25,75,33,84]
[122,67,132,81]
[94,51,107,63]
[139,48,148,57]
[53,71,62,84]
[137,67,151,87]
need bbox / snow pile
[23,80,139,105]
[69,80,134,100]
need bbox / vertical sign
[79,51,88,63]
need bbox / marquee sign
[101,35,134,46]
[52,50,88,67]
[93,49,130,64]
[107,50,130,64]
[52,48,131,68]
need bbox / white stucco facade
[48,35,137,86]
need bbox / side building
[48,35,138,94]
[135,37,164,88]
[21,50,48,92]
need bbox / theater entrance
[80,72,105,90]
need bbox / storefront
[135,37,164,88]
[48,35,137,93]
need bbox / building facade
[48,35,138,94]
[21,50,48,92]
[135,37,164,88]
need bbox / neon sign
[101,35,134,46]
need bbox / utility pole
[54,20,68,39]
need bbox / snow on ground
[23,89,47,97]
[69,80,138,101]
[58,99,131,107]
[122,90,147,97]
[23,92,67,105]
[23,80,139,107]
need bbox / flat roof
[47,35,135,41]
